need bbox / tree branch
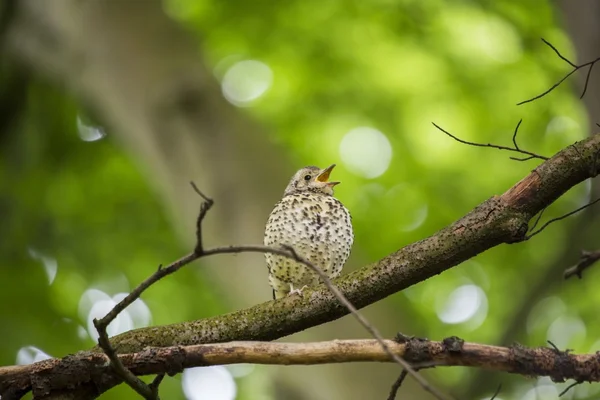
[3,338,600,398]
[525,196,600,239]
[518,38,600,105]
[2,132,599,399]
[106,134,600,356]
[90,182,447,400]
[564,250,600,279]
[432,120,548,161]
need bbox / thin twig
[564,250,600,279]
[387,370,408,400]
[518,38,600,105]
[511,119,523,150]
[528,207,546,233]
[489,384,502,400]
[92,182,213,399]
[189,181,214,254]
[279,247,450,400]
[432,122,548,161]
[94,184,450,400]
[559,381,580,397]
[149,374,165,398]
[525,197,600,239]
[547,340,560,353]
[93,320,157,399]
[542,38,576,68]
[580,62,594,99]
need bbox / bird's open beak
[316,164,341,186]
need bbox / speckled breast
[264,192,354,286]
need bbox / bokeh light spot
[112,292,152,327]
[546,315,586,349]
[87,299,134,341]
[77,116,106,142]
[339,127,392,179]
[77,325,89,340]
[16,346,51,365]
[526,296,566,335]
[226,364,255,378]
[221,60,273,106]
[78,288,112,320]
[182,366,236,400]
[545,116,579,137]
[384,184,428,232]
[522,379,559,400]
[437,284,487,325]
[27,248,57,285]
[79,288,151,341]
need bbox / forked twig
[432,121,548,161]
[94,183,450,400]
[525,197,600,239]
[279,248,449,400]
[528,207,547,234]
[94,319,159,399]
[518,38,600,105]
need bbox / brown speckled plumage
[264,165,354,299]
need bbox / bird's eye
[304,174,312,181]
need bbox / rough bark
[3,1,600,399]
[462,3,600,397]
[2,131,596,398]
[3,338,599,400]
[104,133,600,354]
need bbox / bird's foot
[288,285,309,297]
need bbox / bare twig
[518,38,600,105]
[559,381,581,397]
[528,207,547,233]
[189,181,214,254]
[149,374,165,398]
[489,384,502,400]
[91,183,213,399]
[93,183,448,400]
[19,133,599,399]
[432,121,548,161]
[525,197,600,239]
[93,321,157,399]
[547,340,561,353]
[564,250,600,279]
[387,369,408,400]
[278,247,449,400]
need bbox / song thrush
[264,164,354,299]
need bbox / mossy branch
[109,134,600,354]
[3,134,598,399]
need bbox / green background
[1,0,597,399]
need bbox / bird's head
[283,164,341,196]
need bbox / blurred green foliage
[2,0,598,399]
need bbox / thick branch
[3,338,600,397]
[3,137,598,400]
[108,134,600,354]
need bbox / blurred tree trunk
[560,0,600,204]
[462,1,600,398]
[3,1,418,399]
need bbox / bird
[264,164,354,299]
